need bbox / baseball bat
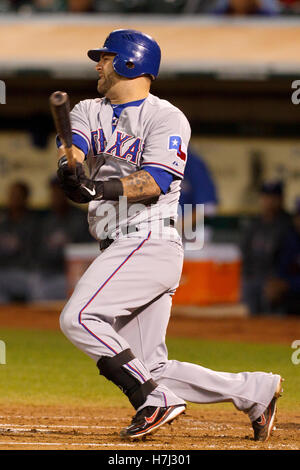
[49,91,76,169]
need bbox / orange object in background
[173,244,241,306]
[65,243,241,306]
[211,260,241,304]
[174,260,214,305]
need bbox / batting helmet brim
[87,47,118,62]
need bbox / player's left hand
[57,156,104,203]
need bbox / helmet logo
[122,33,135,42]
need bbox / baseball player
[57,29,282,441]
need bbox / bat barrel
[49,90,75,168]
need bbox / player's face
[96,53,120,96]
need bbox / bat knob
[50,91,68,106]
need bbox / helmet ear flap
[112,54,121,76]
[112,54,136,78]
[125,61,135,70]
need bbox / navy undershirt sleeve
[143,166,174,194]
[56,132,89,158]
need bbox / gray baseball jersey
[69,93,190,240]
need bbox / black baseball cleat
[251,376,283,442]
[120,404,186,439]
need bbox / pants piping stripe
[125,364,146,383]
[78,231,152,363]
[163,392,167,407]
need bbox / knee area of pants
[148,361,167,380]
[59,310,68,335]
[59,309,78,335]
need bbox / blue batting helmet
[87,29,161,80]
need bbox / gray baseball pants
[60,231,280,421]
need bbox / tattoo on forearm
[121,170,161,202]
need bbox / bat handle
[64,146,76,169]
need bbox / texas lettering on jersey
[91,129,142,166]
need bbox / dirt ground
[0,304,299,450]
[0,406,298,451]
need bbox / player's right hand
[57,156,81,188]
[57,156,104,203]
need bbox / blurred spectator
[0,181,37,303]
[240,180,292,315]
[183,0,220,13]
[179,147,218,216]
[210,0,281,15]
[0,0,11,12]
[93,0,146,13]
[94,0,186,14]
[279,0,300,14]
[178,147,218,243]
[264,198,300,315]
[2,0,289,13]
[6,0,61,12]
[5,0,187,13]
[67,0,93,12]
[5,0,94,12]
[141,0,186,13]
[30,177,93,301]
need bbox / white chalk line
[0,421,281,435]
[0,415,128,421]
[0,441,165,448]
[0,416,204,423]
[0,424,279,443]
[0,423,117,430]
[203,443,299,450]
[0,423,235,430]
[0,416,238,428]
[0,424,224,436]
[0,440,297,450]
[0,423,248,435]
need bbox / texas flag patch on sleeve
[168,135,187,162]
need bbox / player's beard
[97,70,118,97]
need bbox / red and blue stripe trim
[141,162,184,178]
[72,128,92,149]
[78,232,152,376]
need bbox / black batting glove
[57,156,104,203]
[57,156,80,189]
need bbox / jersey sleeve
[56,101,92,158]
[142,166,174,194]
[56,132,89,157]
[70,101,92,157]
[141,110,191,180]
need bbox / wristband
[102,179,124,201]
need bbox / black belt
[99,238,115,251]
[99,218,175,251]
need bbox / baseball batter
[57,29,282,441]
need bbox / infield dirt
[0,405,299,450]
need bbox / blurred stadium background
[1,2,300,316]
